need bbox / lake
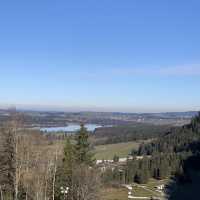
[40,124,102,132]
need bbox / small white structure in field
[119,158,127,162]
[128,191,134,199]
[96,159,114,165]
[96,160,103,164]
[136,156,144,160]
[156,184,165,190]
[60,186,69,198]
[126,185,133,199]
[126,186,133,190]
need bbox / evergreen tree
[55,138,75,200]
[55,123,101,200]
[75,124,94,165]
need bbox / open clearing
[101,186,157,200]
[102,178,170,200]
[101,187,128,200]
[94,141,140,160]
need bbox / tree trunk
[52,149,58,200]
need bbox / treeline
[0,113,100,200]
[102,153,189,185]
[93,124,170,145]
[137,113,200,156]
[103,112,200,185]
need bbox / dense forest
[93,124,171,145]
[102,112,200,194]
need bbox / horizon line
[0,103,199,114]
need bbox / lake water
[40,124,102,132]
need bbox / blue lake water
[40,124,102,132]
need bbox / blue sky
[0,0,200,112]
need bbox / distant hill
[0,109,198,127]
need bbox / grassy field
[143,178,169,190]
[101,187,128,200]
[132,178,170,198]
[102,178,170,200]
[48,139,143,160]
[101,186,157,200]
[132,185,158,197]
[94,141,140,160]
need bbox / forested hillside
[93,124,170,145]
[137,113,200,155]
[102,112,200,197]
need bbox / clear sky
[0,0,200,112]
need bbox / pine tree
[55,138,75,200]
[74,124,94,165]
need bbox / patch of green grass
[94,141,140,160]
[132,186,156,197]
[101,178,169,200]
[101,185,158,200]
[143,178,169,190]
[101,187,127,200]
